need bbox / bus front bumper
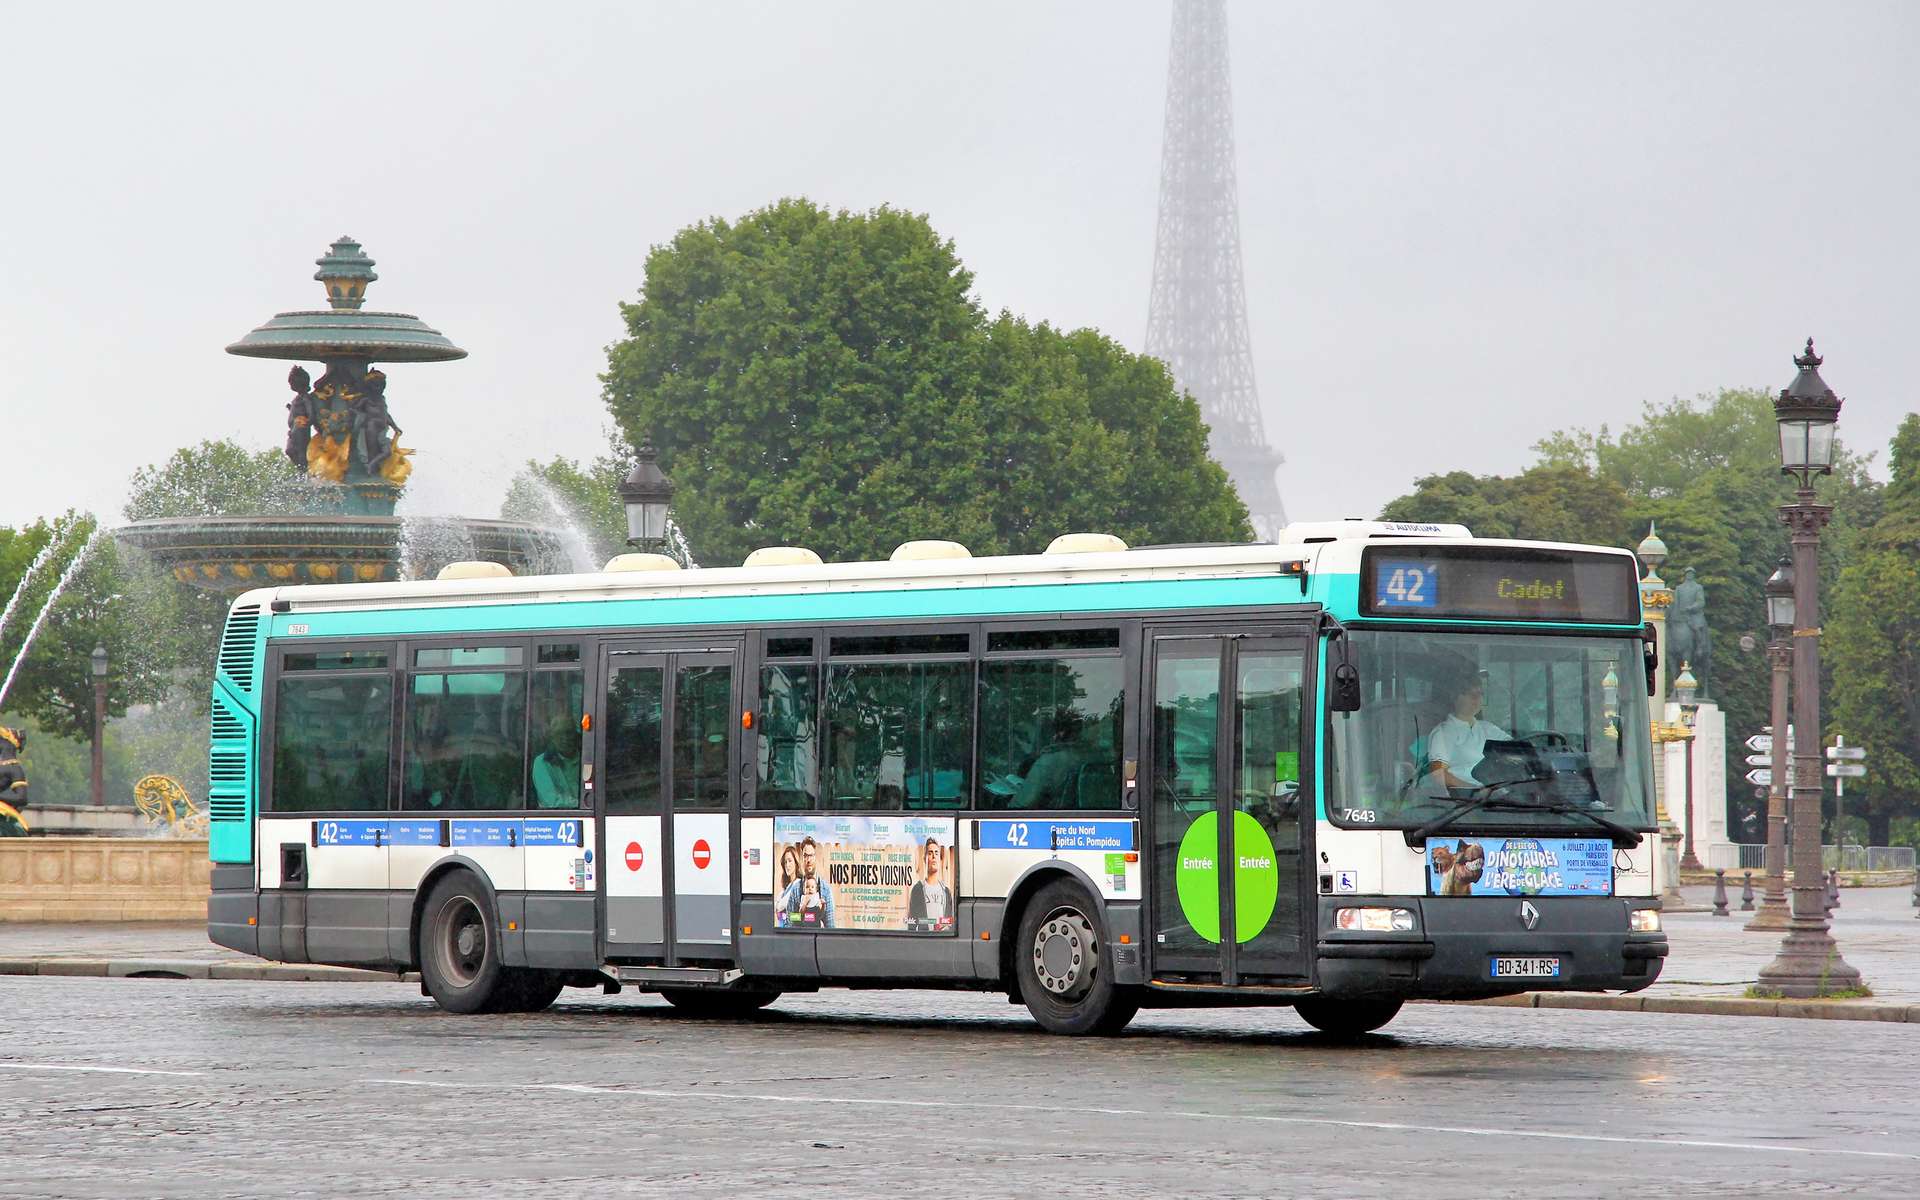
[1314,896,1667,1001]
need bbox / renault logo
[1519,900,1541,930]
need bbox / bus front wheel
[419,873,508,1014]
[1293,996,1403,1037]
[1014,880,1139,1036]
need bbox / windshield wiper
[1514,798,1642,847]
[1403,779,1641,848]
[1404,779,1556,846]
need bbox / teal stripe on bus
[269,576,1308,639]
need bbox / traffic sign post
[1825,736,1867,821]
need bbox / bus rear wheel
[659,988,780,1016]
[1015,880,1139,1036]
[419,873,507,1014]
[1293,996,1403,1037]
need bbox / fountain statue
[0,726,27,836]
[117,238,566,591]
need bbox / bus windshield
[1327,628,1655,832]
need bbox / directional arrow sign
[1745,753,1774,767]
[1744,734,1772,753]
[1826,763,1867,778]
[1827,746,1867,761]
[1745,768,1772,786]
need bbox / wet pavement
[1,970,1918,1198]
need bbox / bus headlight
[1336,906,1416,933]
[1628,909,1661,933]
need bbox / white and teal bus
[206,522,1666,1036]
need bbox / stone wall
[0,837,209,921]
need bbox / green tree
[1379,464,1632,544]
[1827,414,1920,846]
[601,199,1248,566]
[123,439,303,520]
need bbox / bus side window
[271,674,393,813]
[758,664,818,809]
[527,668,585,808]
[404,671,526,811]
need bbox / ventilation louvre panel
[218,606,261,693]
[208,751,247,784]
[210,694,245,742]
[208,795,247,821]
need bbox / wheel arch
[408,856,501,971]
[996,861,1113,988]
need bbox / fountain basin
[116,515,567,595]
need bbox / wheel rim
[435,895,486,987]
[1031,905,1097,1001]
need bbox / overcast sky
[2,2,1915,538]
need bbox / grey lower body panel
[524,893,597,969]
[1315,895,1668,1000]
[606,896,664,949]
[208,867,258,957]
[238,888,604,974]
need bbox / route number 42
[1380,563,1437,609]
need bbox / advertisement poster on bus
[773,814,957,934]
[1426,836,1613,897]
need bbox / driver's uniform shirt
[1426,714,1511,782]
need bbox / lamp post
[89,644,108,809]
[1757,340,1865,996]
[617,438,675,558]
[1674,663,1702,871]
[1747,557,1794,931]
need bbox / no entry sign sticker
[691,839,712,870]
[624,841,644,872]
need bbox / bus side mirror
[1330,662,1362,713]
[1641,622,1659,697]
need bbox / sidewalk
[1,885,1915,1020]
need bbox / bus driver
[1424,672,1509,792]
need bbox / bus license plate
[1491,956,1561,979]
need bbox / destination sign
[1361,546,1640,624]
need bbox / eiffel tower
[1145,0,1286,537]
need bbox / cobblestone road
[1,975,1916,1199]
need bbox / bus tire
[1015,880,1139,1036]
[418,873,507,1015]
[1293,996,1403,1037]
[659,988,780,1016]
[495,969,566,1014]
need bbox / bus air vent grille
[218,606,261,693]
[208,794,247,822]
[210,697,246,742]
[208,751,247,785]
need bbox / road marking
[0,1063,204,1077]
[364,1078,1919,1163]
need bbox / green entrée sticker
[1174,811,1280,944]
[1104,852,1128,875]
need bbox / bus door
[597,642,741,963]
[1146,631,1311,985]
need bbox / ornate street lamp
[618,439,675,557]
[1757,340,1865,995]
[89,644,108,809]
[1673,662,1702,871]
[1747,557,1795,931]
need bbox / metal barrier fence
[1825,845,1918,872]
[1708,844,1917,873]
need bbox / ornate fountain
[118,238,564,592]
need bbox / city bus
[205,521,1667,1036]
